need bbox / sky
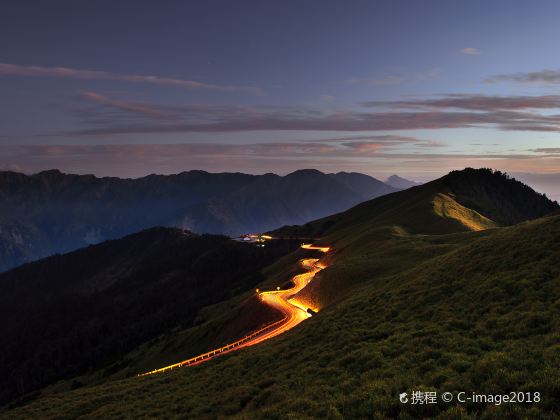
[1,0,560,197]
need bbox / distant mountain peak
[286,168,325,177]
[385,174,420,189]
[36,169,64,177]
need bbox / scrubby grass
[7,215,560,419]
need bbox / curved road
[139,243,329,376]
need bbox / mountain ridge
[0,168,397,271]
[274,168,558,239]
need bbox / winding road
[138,243,329,377]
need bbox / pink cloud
[61,92,560,135]
[0,63,262,94]
[488,69,560,84]
[364,94,560,111]
[460,47,480,55]
[343,142,382,153]
[81,92,176,119]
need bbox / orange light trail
[301,243,331,253]
[138,243,330,377]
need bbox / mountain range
[0,169,398,271]
[2,168,559,418]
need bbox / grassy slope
[8,215,559,419]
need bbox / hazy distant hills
[0,168,396,271]
[511,172,560,202]
[7,168,560,418]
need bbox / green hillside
[5,169,559,419]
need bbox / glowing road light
[301,243,330,253]
[245,233,274,243]
[276,286,280,290]
[138,242,330,377]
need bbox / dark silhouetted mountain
[385,174,421,189]
[0,227,294,406]
[440,168,559,225]
[0,169,396,271]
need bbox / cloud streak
[81,92,177,119]
[460,47,480,55]
[487,69,560,84]
[348,75,404,86]
[0,63,262,94]
[363,94,560,111]
[66,109,500,135]
[533,148,560,154]
[51,92,560,136]
[348,69,440,87]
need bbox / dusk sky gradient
[1,0,560,197]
